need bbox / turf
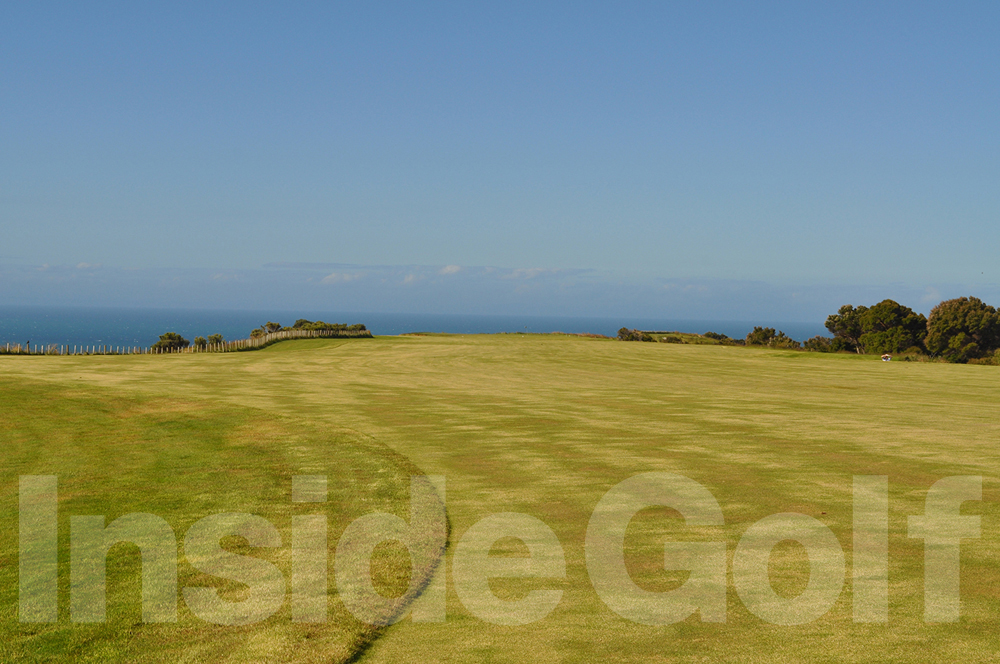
[0,376,437,663]
[3,335,1000,662]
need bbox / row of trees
[617,326,803,349]
[618,296,1000,364]
[249,319,368,338]
[151,333,226,351]
[741,296,1000,363]
[817,297,1000,363]
[152,319,372,351]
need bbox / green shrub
[151,332,189,352]
[617,328,654,342]
[290,319,367,332]
[746,327,801,349]
[803,336,833,352]
[829,337,855,353]
[745,326,775,346]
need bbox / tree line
[814,296,1000,363]
[618,296,1000,364]
[248,319,368,339]
[152,332,225,352]
[151,319,370,351]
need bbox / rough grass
[4,335,1000,662]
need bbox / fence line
[0,327,371,356]
[0,342,148,356]
[182,328,372,353]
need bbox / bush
[745,326,776,346]
[207,334,224,345]
[829,337,856,353]
[770,333,801,349]
[703,331,729,341]
[193,336,207,349]
[617,328,654,342]
[803,336,833,352]
[151,332,189,352]
[746,326,801,349]
[291,319,367,332]
[889,346,925,361]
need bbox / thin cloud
[921,286,942,304]
[320,272,362,284]
[502,268,554,280]
[663,282,709,293]
[439,265,461,275]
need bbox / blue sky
[2,3,998,320]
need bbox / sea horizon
[0,304,828,349]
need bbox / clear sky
[2,3,998,319]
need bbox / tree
[746,326,776,346]
[824,305,864,352]
[925,296,1000,363]
[857,300,927,355]
[193,336,207,349]
[152,332,189,352]
[825,300,927,354]
[264,321,282,333]
[207,334,224,345]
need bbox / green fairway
[4,335,1000,662]
[0,374,439,663]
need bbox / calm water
[0,306,828,349]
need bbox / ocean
[0,306,828,349]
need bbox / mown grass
[0,377,440,663]
[4,335,1000,662]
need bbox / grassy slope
[4,335,1000,662]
